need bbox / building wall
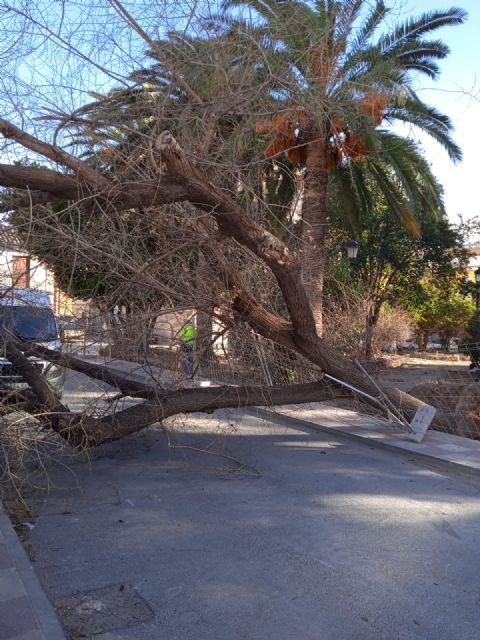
[0,249,75,315]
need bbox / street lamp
[346,240,360,261]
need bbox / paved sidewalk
[257,402,480,476]
[0,505,66,640]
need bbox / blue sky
[392,0,480,227]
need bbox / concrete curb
[249,407,480,479]
[0,505,66,640]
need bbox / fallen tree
[0,0,458,447]
[0,117,431,448]
[1,329,346,448]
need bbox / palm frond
[349,0,388,53]
[221,0,279,22]
[395,39,450,61]
[377,8,467,55]
[371,131,445,219]
[368,162,420,236]
[330,159,373,234]
[334,0,363,41]
[329,165,363,235]
[388,99,462,162]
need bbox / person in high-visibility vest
[179,319,197,375]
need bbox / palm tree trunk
[300,131,329,336]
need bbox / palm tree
[222,0,466,333]
[51,2,465,341]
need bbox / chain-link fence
[57,311,480,441]
[393,342,480,441]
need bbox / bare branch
[25,343,164,400]
[107,0,204,104]
[0,164,80,198]
[0,118,111,188]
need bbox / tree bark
[3,339,68,415]
[364,301,382,359]
[0,162,197,213]
[5,332,345,449]
[0,118,109,188]
[84,378,345,447]
[417,332,428,351]
[300,131,329,336]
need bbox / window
[0,305,58,341]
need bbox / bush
[323,285,413,357]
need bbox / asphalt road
[23,408,480,640]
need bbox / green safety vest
[179,322,197,343]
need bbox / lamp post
[475,267,480,310]
[346,240,360,261]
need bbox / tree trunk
[417,332,428,351]
[300,132,329,336]
[364,302,382,359]
[9,337,346,449]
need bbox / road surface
[22,408,480,640]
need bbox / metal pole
[253,334,273,386]
[324,373,383,406]
[353,358,411,430]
